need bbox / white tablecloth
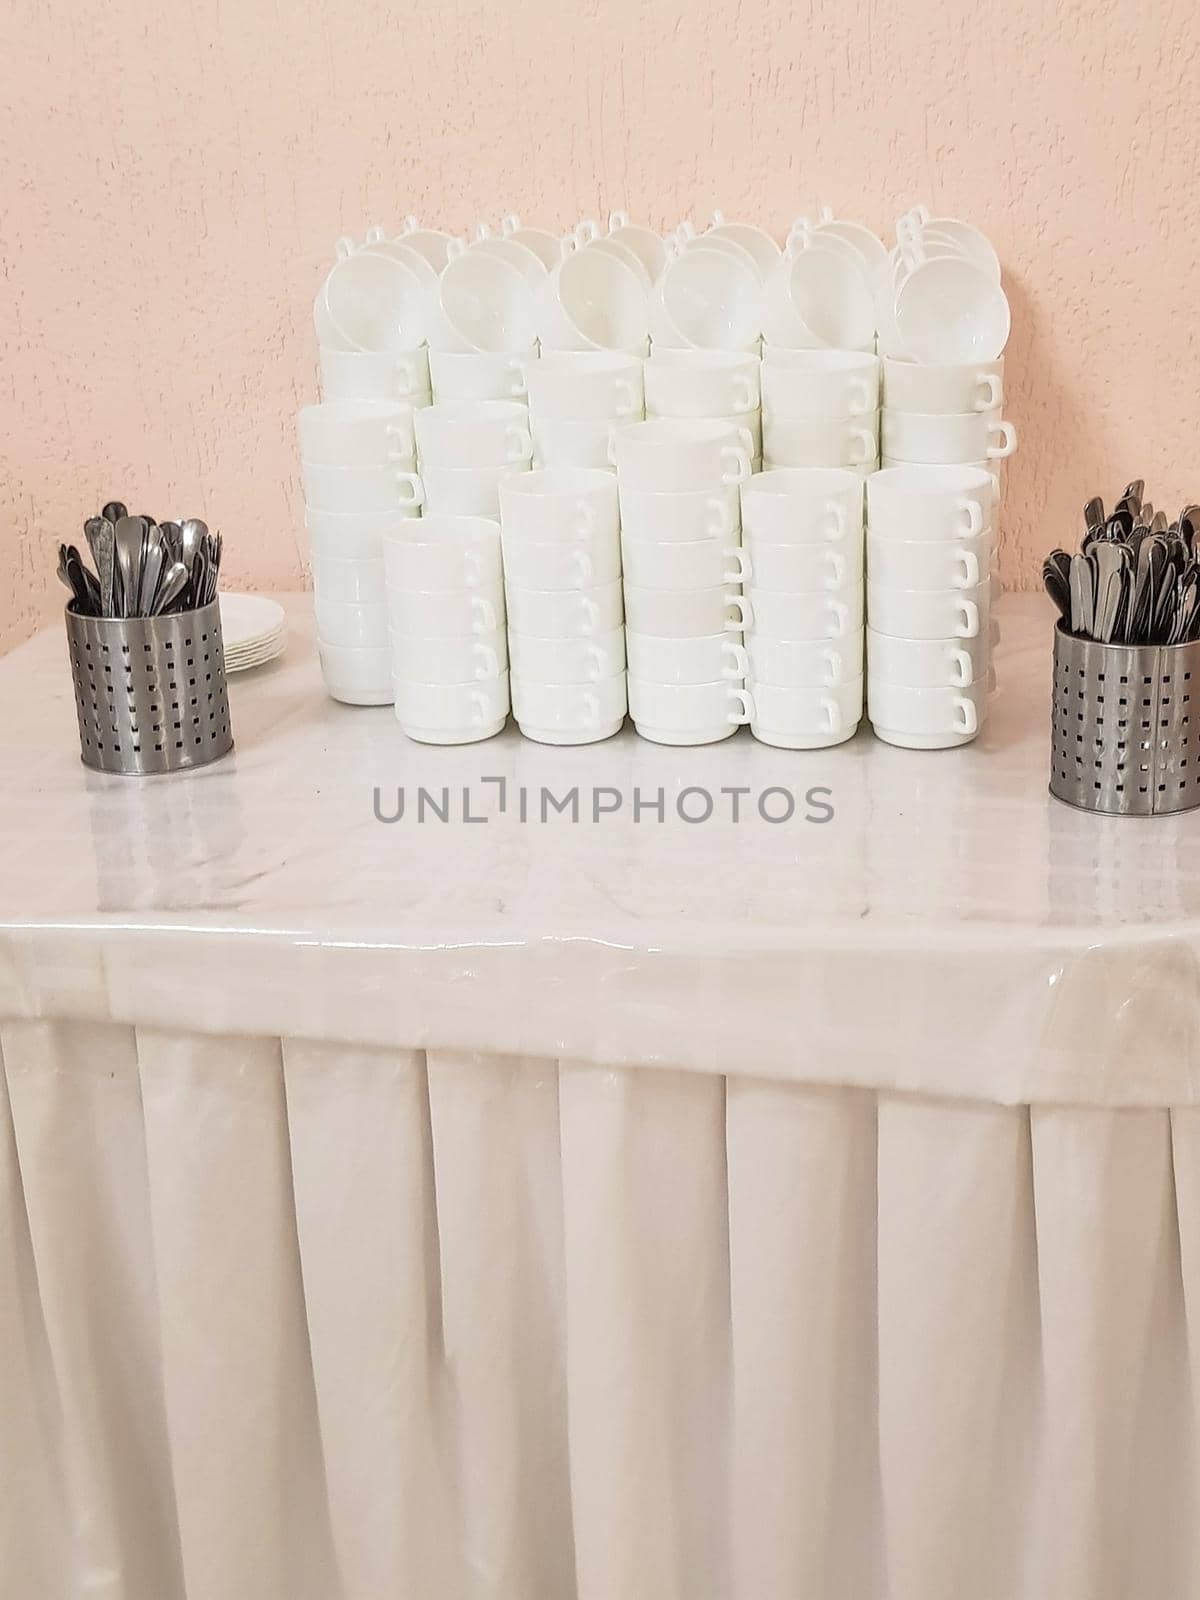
[2,596,1198,1599]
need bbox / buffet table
[2,593,1198,1600]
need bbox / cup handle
[724,546,749,584]
[470,596,497,633]
[721,444,753,484]
[824,550,846,589]
[608,209,630,232]
[976,374,1003,411]
[957,497,984,536]
[956,550,981,587]
[827,599,849,638]
[572,549,594,587]
[507,358,528,397]
[579,596,600,636]
[575,218,600,244]
[705,495,732,538]
[735,425,755,457]
[585,643,606,682]
[822,648,842,686]
[465,549,485,588]
[953,695,978,735]
[986,420,1017,459]
[469,687,490,726]
[824,499,848,542]
[821,696,842,733]
[394,471,425,508]
[399,214,419,236]
[575,499,599,540]
[606,432,620,468]
[614,377,639,417]
[727,686,754,726]
[721,639,749,680]
[727,594,752,632]
[334,235,355,261]
[580,691,600,727]
[445,237,466,260]
[500,212,520,236]
[474,643,500,680]
[849,426,875,465]
[949,647,972,687]
[507,426,534,463]
[732,375,757,412]
[955,600,980,639]
[848,377,872,416]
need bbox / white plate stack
[761,347,880,476]
[865,465,998,748]
[644,349,762,471]
[219,594,288,672]
[385,515,509,743]
[525,351,645,471]
[615,418,754,745]
[741,469,866,747]
[500,468,626,743]
[299,398,422,705]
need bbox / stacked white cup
[879,355,1015,513]
[428,230,544,404]
[414,401,534,518]
[384,515,509,743]
[644,349,763,470]
[741,469,866,747]
[299,399,423,705]
[866,465,998,748]
[316,233,433,410]
[499,469,627,743]
[615,419,755,744]
[525,351,645,471]
[761,347,881,475]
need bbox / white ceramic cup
[502,535,621,591]
[867,578,991,640]
[396,674,510,744]
[415,401,533,469]
[419,460,530,517]
[750,676,864,749]
[643,350,760,418]
[620,535,747,591]
[762,415,877,469]
[740,467,863,544]
[625,630,748,686]
[319,346,430,402]
[611,418,753,490]
[512,674,628,745]
[315,249,427,352]
[309,555,385,605]
[866,530,993,591]
[652,246,763,350]
[628,677,754,745]
[748,588,862,640]
[387,586,505,638]
[867,465,996,540]
[747,635,862,686]
[499,466,619,542]
[536,246,649,351]
[298,399,416,468]
[318,641,394,706]
[382,515,502,592]
[761,240,875,350]
[301,460,423,514]
[427,250,536,354]
[881,357,1003,414]
[305,506,421,561]
[745,539,860,593]
[760,350,880,419]
[508,627,626,684]
[893,253,1010,365]
[623,583,750,638]
[315,598,389,649]
[504,579,624,639]
[705,212,782,277]
[429,348,536,403]
[531,415,620,470]
[866,628,990,688]
[868,678,985,748]
[880,408,1016,465]
[391,628,508,685]
[526,351,644,420]
[619,484,740,543]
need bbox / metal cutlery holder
[65,599,233,776]
[1050,623,1200,815]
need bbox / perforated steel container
[1050,623,1200,816]
[65,600,233,776]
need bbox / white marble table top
[1,593,1197,1104]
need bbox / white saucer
[219,594,287,672]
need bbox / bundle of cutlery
[57,501,223,619]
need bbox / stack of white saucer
[219,594,288,673]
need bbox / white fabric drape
[2,1018,1197,1600]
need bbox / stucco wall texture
[2,0,1198,653]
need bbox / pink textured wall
[3,0,1199,653]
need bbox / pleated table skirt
[1,1018,1195,1600]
